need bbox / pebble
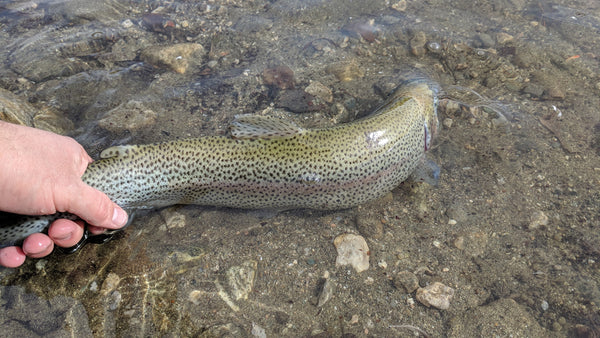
[326,60,364,82]
[262,65,295,89]
[474,33,495,48]
[140,43,205,73]
[100,272,121,296]
[304,81,333,103]
[391,0,407,12]
[496,32,514,44]
[415,282,455,310]
[529,211,549,230]
[226,260,257,300]
[393,270,419,293]
[317,274,334,307]
[333,233,370,273]
[160,207,187,229]
[442,118,453,129]
[410,31,427,57]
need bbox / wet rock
[547,86,565,100]
[304,81,333,103]
[523,83,544,98]
[235,15,274,34]
[0,88,72,134]
[333,233,370,273]
[415,282,455,310]
[393,270,419,293]
[474,33,495,48]
[226,260,257,300]
[140,43,205,74]
[160,207,187,229]
[1,286,93,336]
[262,65,295,89]
[391,0,407,12]
[317,271,334,307]
[141,13,175,34]
[277,89,320,113]
[342,20,379,42]
[100,272,121,296]
[106,290,122,311]
[410,31,428,57]
[0,87,35,126]
[528,211,549,230]
[496,32,514,44]
[251,322,267,338]
[97,100,158,132]
[326,60,364,82]
[448,298,548,337]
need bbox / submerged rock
[333,233,370,273]
[97,100,157,132]
[140,43,205,74]
[415,282,455,310]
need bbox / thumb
[62,182,128,230]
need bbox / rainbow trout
[0,80,439,248]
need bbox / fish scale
[0,79,439,247]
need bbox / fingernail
[112,207,128,227]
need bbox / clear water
[1,0,599,336]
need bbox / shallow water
[1,0,599,336]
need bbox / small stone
[226,260,257,300]
[443,118,453,129]
[107,290,122,311]
[333,233,370,273]
[262,65,295,89]
[474,33,495,48]
[140,43,205,73]
[415,282,455,310]
[317,276,334,307]
[529,211,549,230]
[326,60,364,82]
[410,31,427,57]
[121,19,134,28]
[160,207,187,229]
[541,300,549,311]
[448,219,457,225]
[496,32,514,44]
[548,86,565,100]
[453,236,465,250]
[189,290,206,305]
[304,81,333,103]
[100,273,121,296]
[393,270,419,293]
[391,0,407,12]
[251,322,266,338]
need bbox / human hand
[0,121,128,268]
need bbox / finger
[48,219,85,248]
[22,233,54,259]
[87,224,107,235]
[0,246,26,268]
[62,182,128,230]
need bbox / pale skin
[0,121,128,268]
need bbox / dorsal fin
[230,114,304,139]
[100,145,136,159]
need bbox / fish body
[0,80,439,247]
